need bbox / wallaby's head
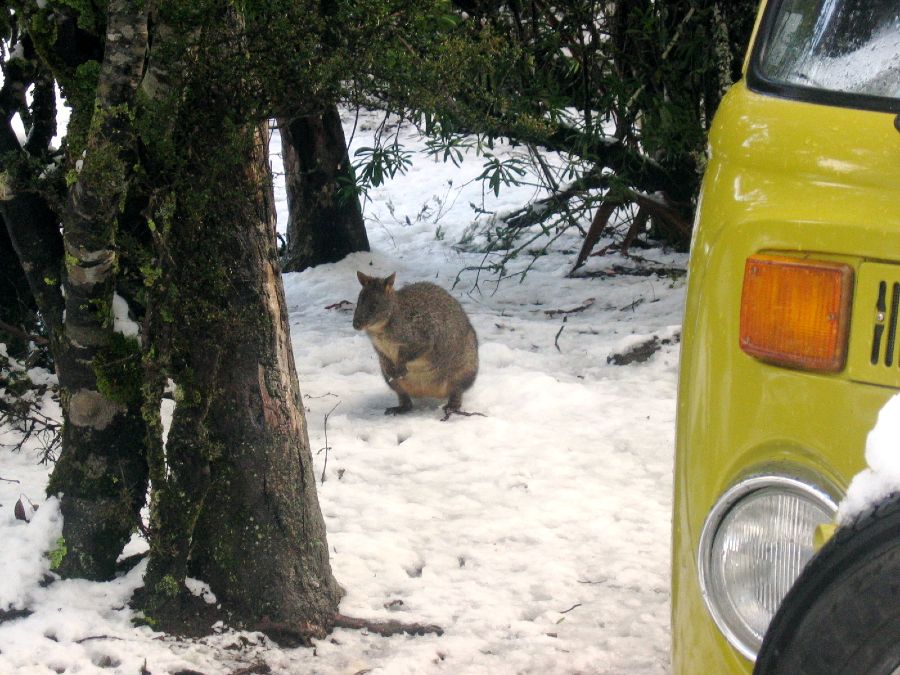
[353,271,397,331]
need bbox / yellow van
[671,0,900,672]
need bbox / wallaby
[353,271,479,417]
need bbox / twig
[619,298,646,312]
[554,319,566,352]
[0,476,21,484]
[75,635,127,644]
[544,298,595,318]
[440,409,488,422]
[319,401,341,484]
[559,603,582,614]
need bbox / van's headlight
[698,475,838,661]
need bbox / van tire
[754,492,900,675]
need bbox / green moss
[157,574,181,599]
[56,0,103,33]
[58,61,102,155]
[134,615,157,628]
[48,536,67,570]
[93,333,143,406]
[140,260,162,287]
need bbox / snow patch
[0,496,62,611]
[838,393,900,523]
[113,292,141,339]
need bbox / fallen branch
[572,200,620,271]
[619,207,650,256]
[257,612,443,647]
[0,320,49,346]
[544,297,595,318]
[333,613,444,638]
[628,190,691,238]
[75,635,127,644]
[573,264,686,280]
[229,663,271,675]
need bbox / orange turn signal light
[740,254,853,372]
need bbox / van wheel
[754,492,900,675]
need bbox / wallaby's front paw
[385,405,412,416]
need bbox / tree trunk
[0,0,153,580]
[278,106,368,272]
[0,217,38,352]
[143,120,342,635]
[48,3,152,579]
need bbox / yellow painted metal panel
[671,75,900,674]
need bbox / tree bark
[1,0,153,580]
[144,120,342,634]
[278,106,368,272]
[44,0,152,580]
[0,217,38,351]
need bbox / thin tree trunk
[278,105,368,272]
[44,0,152,580]
[0,217,39,350]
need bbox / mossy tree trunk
[142,115,342,632]
[278,105,368,273]
[49,0,152,580]
[1,0,152,580]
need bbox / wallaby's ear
[357,270,370,286]
[384,272,396,291]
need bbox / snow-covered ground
[0,112,687,674]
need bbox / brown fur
[353,271,479,415]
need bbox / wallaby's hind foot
[385,404,412,415]
[385,393,413,416]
